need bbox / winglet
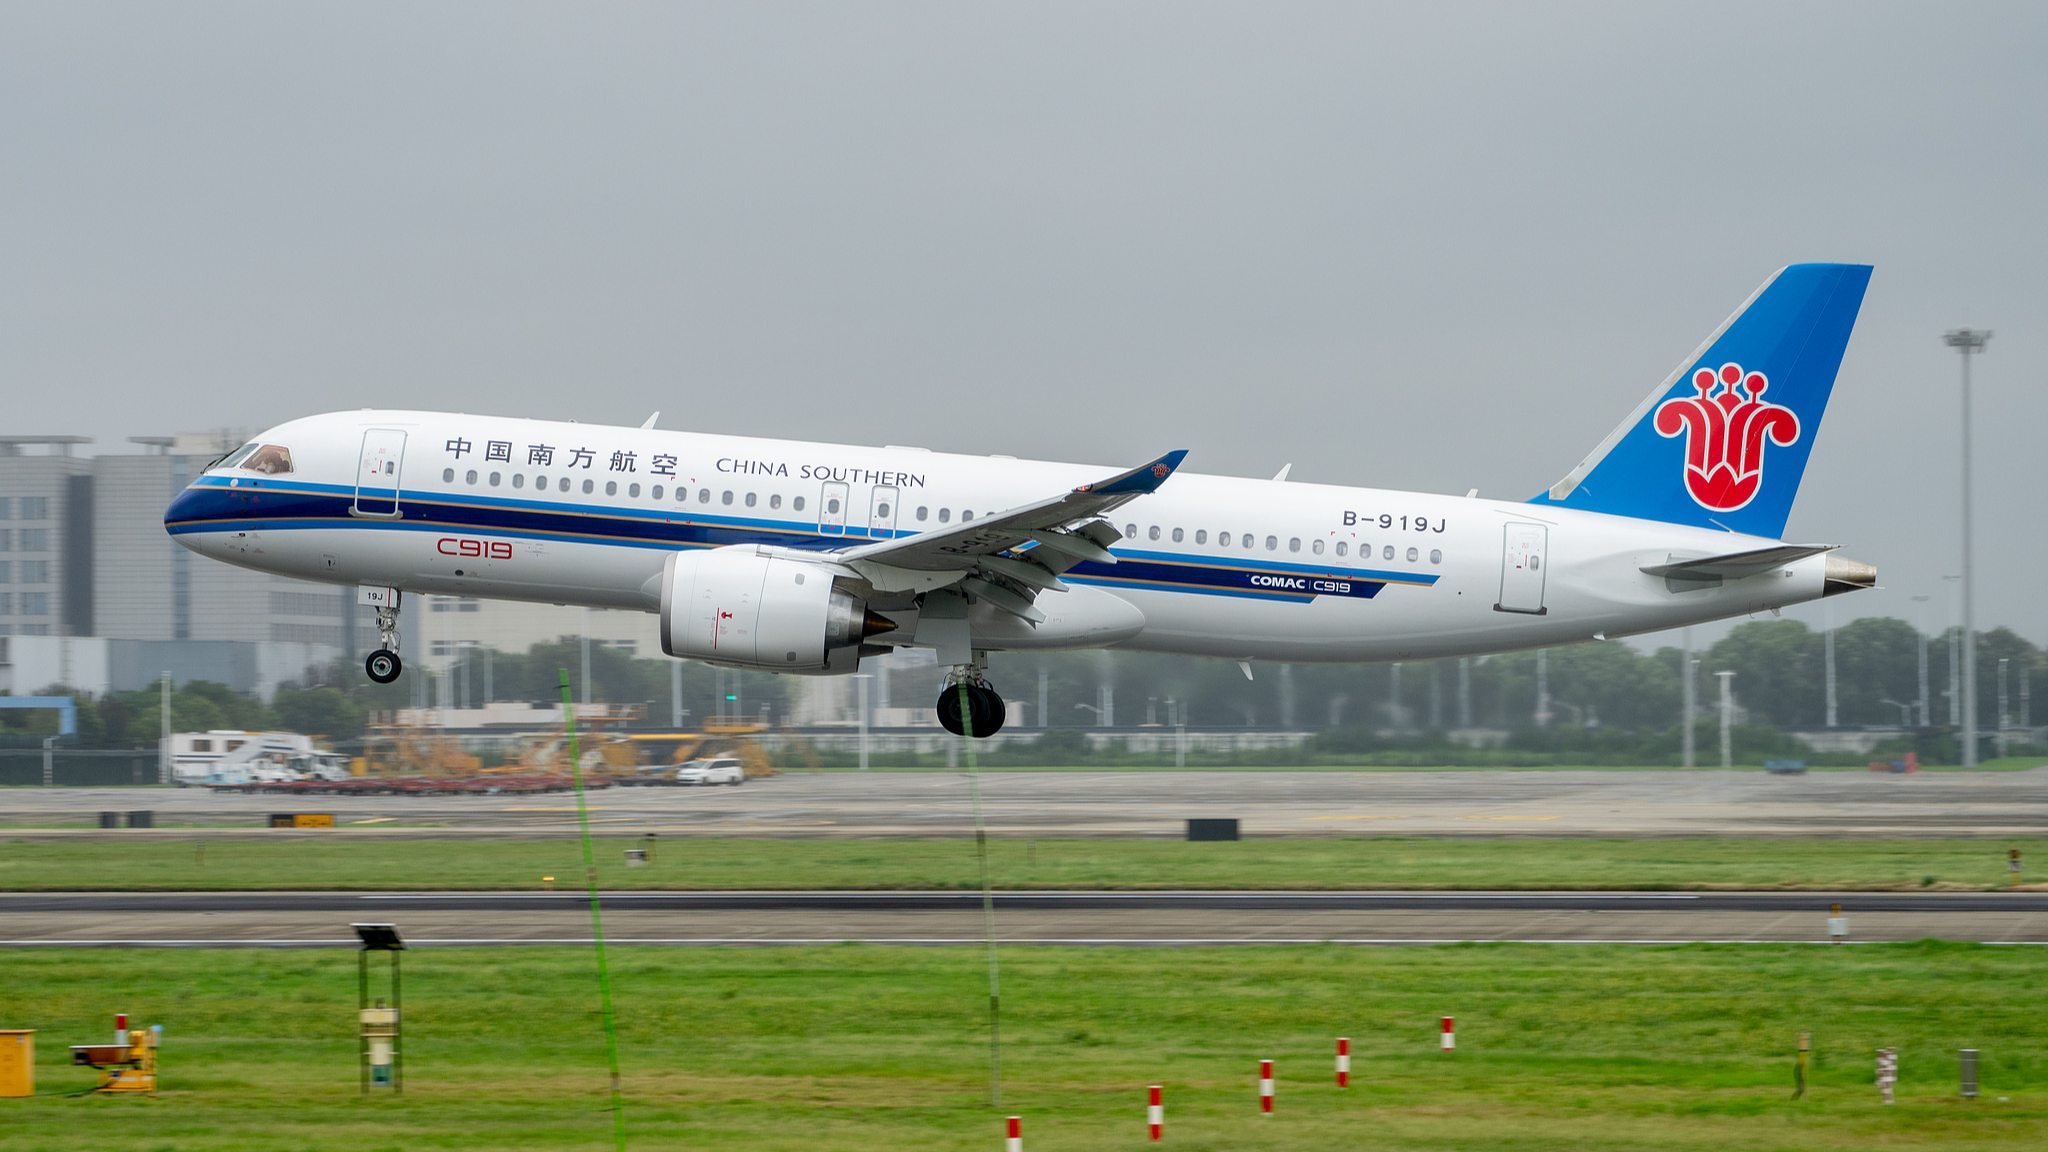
[1077,450,1188,497]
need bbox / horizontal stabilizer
[1641,544,1834,582]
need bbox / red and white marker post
[1147,1084,1163,1141]
[1259,1059,1275,1113]
[1336,1037,1351,1087]
[1005,1115,1021,1151]
[1441,1016,1456,1051]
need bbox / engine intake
[660,546,893,674]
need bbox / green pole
[563,669,627,1150]
[959,681,1001,1107]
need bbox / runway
[6,766,2048,840]
[7,890,2047,946]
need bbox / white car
[675,758,746,786]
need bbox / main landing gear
[936,660,1006,738]
[364,597,404,684]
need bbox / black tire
[937,684,1005,739]
[365,649,402,684]
[937,686,967,736]
[977,687,1007,737]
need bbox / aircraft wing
[830,449,1188,622]
[1640,544,1835,582]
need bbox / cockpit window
[213,443,260,471]
[243,445,295,475]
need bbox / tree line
[3,616,2040,753]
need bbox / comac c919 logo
[438,537,513,559]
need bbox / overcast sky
[4,2,2044,648]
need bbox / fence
[0,749,161,787]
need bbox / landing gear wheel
[365,649,403,684]
[937,684,1006,738]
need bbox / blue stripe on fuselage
[165,478,1429,603]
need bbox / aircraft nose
[1821,555,1876,596]
[162,482,213,532]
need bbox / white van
[675,758,745,786]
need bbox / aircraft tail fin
[1528,263,1872,538]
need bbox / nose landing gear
[364,597,404,684]
[936,658,1006,738]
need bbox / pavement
[4,767,2046,840]
[5,890,2047,946]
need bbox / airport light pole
[853,674,871,771]
[1716,671,1736,770]
[1944,575,1962,727]
[1911,595,1931,727]
[1945,327,1990,766]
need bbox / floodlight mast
[1944,327,1990,767]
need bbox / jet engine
[660,546,895,675]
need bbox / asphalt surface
[6,766,2047,839]
[7,890,2047,946]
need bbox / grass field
[3,942,2044,1150]
[3,836,2044,891]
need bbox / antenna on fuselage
[640,411,660,429]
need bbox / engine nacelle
[660,546,891,675]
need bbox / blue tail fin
[1528,263,1872,538]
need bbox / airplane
[166,263,1876,737]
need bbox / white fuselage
[166,410,1833,665]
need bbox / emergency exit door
[817,481,849,536]
[867,485,900,538]
[1495,522,1548,614]
[353,430,407,518]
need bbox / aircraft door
[867,485,899,538]
[354,430,408,518]
[1495,522,1548,614]
[818,480,849,536]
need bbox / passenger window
[489,472,501,487]
[793,496,806,512]
[1335,541,1347,557]
[245,445,294,475]
[877,502,891,517]
[466,470,478,485]
[442,468,455,482]
[699,489,711,503]
[1218,532,1231,547]
[583,479,595,494]
[770,494,782,509]
[650,485,662,500]
[1196,530,1208,545]
[939,508,951,523]
[722,491,734,505]
[1430,549,1443,564]
[1407,546,1419,562]
[916,506,928,521]
[1311,539,1324,555]
[1148,526,1160,541]
[604,481,617,496]
[1124,523,1136,539]
[1288,537,1300,552]
[1265,536,1278,551]
[513,474,526,489]
[538,475,550,489]
[746,492,757,507]
[558,478,570,492]
[962,510,974,522]
[629,483,641,498]
[1245,536,1256,551]
[1383,545,1394,560]
[1172,528,1183,543]
[827,498,841,514]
